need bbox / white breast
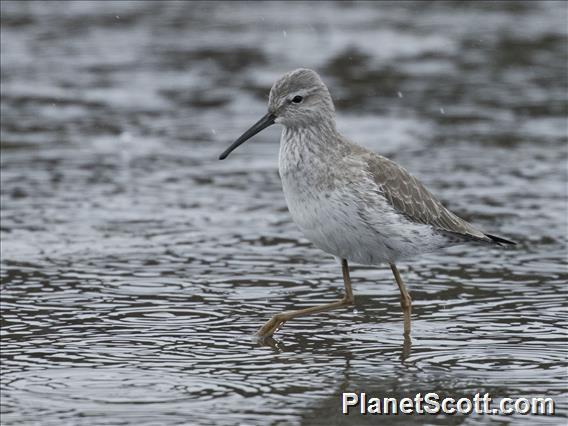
[278,128,447,265]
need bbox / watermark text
[341,392,555,416]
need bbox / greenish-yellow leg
[390,263,412,336]
[256,259,355,338]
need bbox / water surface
[1,1,567,425]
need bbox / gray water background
[1,1,567,425]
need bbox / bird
[218,68,515,339]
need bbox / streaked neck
[281,120,340,151]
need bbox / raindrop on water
[118,132,133,187]
[119,131,132,145]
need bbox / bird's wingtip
[485,233,517,246]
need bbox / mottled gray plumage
[270,68,513,252]
[364,152,489,242]
[221,67,516,260]
[219,67,515,339]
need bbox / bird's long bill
[218,112,276,160]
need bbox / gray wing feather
[365,153,490,242]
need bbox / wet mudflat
[1,1,567,425]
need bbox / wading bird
[219,69,514,339]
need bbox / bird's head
[268,68,335,128]
[219,68,335,160]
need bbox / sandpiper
[219,68,514,339]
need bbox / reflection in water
[260,318,414,364]
[1,1,567,425]
[401,334,412,363]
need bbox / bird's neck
[279,122,348,181]
[280,121,343,157]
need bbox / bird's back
[346,140,512,245]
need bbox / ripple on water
[2,0,567,424]
[2,367,278,425]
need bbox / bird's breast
[277,130,448,264]
[278,132,379,261]
[279,130,340,225]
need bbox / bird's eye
[291,95,303,104]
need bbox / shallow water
[1,1,567,425]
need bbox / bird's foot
[256,313,288,339]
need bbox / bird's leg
[256,259,355,338]
[389,263,412,336]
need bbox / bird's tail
[485,233,516,246]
